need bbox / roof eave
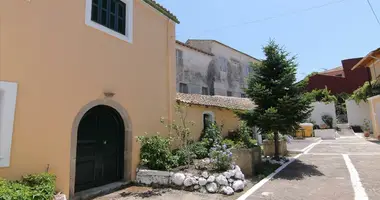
[142,0,180,24]
[352,48,380,70]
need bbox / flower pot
[377,135,380,141]
[364,131,370,138]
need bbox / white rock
[194,176,199,180]
[200,186,207,193]
[221,186,234,195]
[235,165,241,172]
[54,193,66,200]
[207,175,215,182]
[223,170,235,179]
[232,180,244,192]
[216,175,228,186]
[228,178,234,183]
[184,177,194,187]
[198,178,207,186]
[194,185,200,190]
[203,158,211,164]
[202,171,209,178]
[206,182,218,193]
[234,171,245,180]
[172,173,185,186]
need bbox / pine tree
[239,40,312,159]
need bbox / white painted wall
[0,81,18,167]
[346,100,372,130]
[309,102,337,127]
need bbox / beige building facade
[176,93,255,140]
[0,0,178,198]
[352,48,380,138]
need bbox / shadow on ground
[369,140,380,145]
[272,159,324,180]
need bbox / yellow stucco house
[0,0,179,198]
[176,93,256,140]
[352,48,380,138]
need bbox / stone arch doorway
[69,99,132,198]
[75,105,124,192]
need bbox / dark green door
[75,105,124,193]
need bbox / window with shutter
[86,0,133,42]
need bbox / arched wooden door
[75,105,125,192]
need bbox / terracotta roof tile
[176,93,255,110]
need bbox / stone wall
[262,140,287,157]
[136,164,247,196]
[176,40,259,97]
[231,147,261,177]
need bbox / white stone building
[176,40,260,97]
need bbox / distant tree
[238,40,312,159]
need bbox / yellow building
[352,48,380,138]
[0,0,178,198]
[176,93,255,140]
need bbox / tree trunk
[274,132,280,160]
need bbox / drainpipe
[166,18,173,131]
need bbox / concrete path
[240,136,380,200]
[287,138,320,154]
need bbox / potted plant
[362,119,371,138]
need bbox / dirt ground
[94,179,258,200]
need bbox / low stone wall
[314,129,337,140]
[231,147,261,177]
[136,165,247,196]
[262,140,287,157]
[135,169,171,185]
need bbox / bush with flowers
[209,142,233,171]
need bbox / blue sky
[156,0,380,80]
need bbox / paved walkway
[287,138,320,153]
[242,134,380,200]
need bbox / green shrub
[350,81,380,103]
[200,123,223,149]
[321,114,333,128]
[189,142,208,159]
[0,173,56,200]
[305,88,337,103]
[173,146,195,166]
[238,121,257,148]
[222,139,235,148]
[264,132,287,141]
[137,134,177,170]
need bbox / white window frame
[85,0,134,43]
[202,111,215,129]
[0,81,18,167]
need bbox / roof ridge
[186,39,260,61]
[143,0,179,24]
[176,40,214,56]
